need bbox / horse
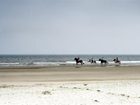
[74,57,84,65]
[113,58,121,64]
[99,58,108,64]
[88,58,96,64]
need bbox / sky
[0,0,140,54]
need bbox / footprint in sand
[107,92,115,95]
[94,100,99,102]
[59,86,68,89]
[73,87,81,89]
[97,90,101,92]
[86,88,90,90]
[83,84,88,86]
[42,91,52,95]
[120,94,125,96]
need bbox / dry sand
[0,66,140,105]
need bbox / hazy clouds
[0,0,140,54]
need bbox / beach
[0,66,140,82]
[1,0,140,104]
[0,66,140,105]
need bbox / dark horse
[113,57,121,64]
[99,58,108,64]
[74,57,84,65]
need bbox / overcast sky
[0,0,140,54]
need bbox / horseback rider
[116,57,119,61]
[74,57,84,65]
[89,58,96,64]
[113,57,121,64]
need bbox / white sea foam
[33,62,61,66]
[121,61,140,64]
[66,60,140,66]
[0,61,140,67]
[0,62,19,66]
[0,62,19,64]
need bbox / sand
[0,66,140,105]
[0,66,140,82]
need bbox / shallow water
[0,54,140,67]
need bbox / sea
[0,54,140,67]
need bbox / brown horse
[74,57,84,65]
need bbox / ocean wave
[0,61,140,67]
[0,62,20,65]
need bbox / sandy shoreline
[0,66,140,82]
[0,66,140,105]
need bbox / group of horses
[74,57,121,65]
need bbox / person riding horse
[88,58,96,64]
[74,57,84,65]
[113,57,121,64]
[99,58,108,64]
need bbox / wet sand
[0,66,140,82]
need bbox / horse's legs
[81,61,83,65]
